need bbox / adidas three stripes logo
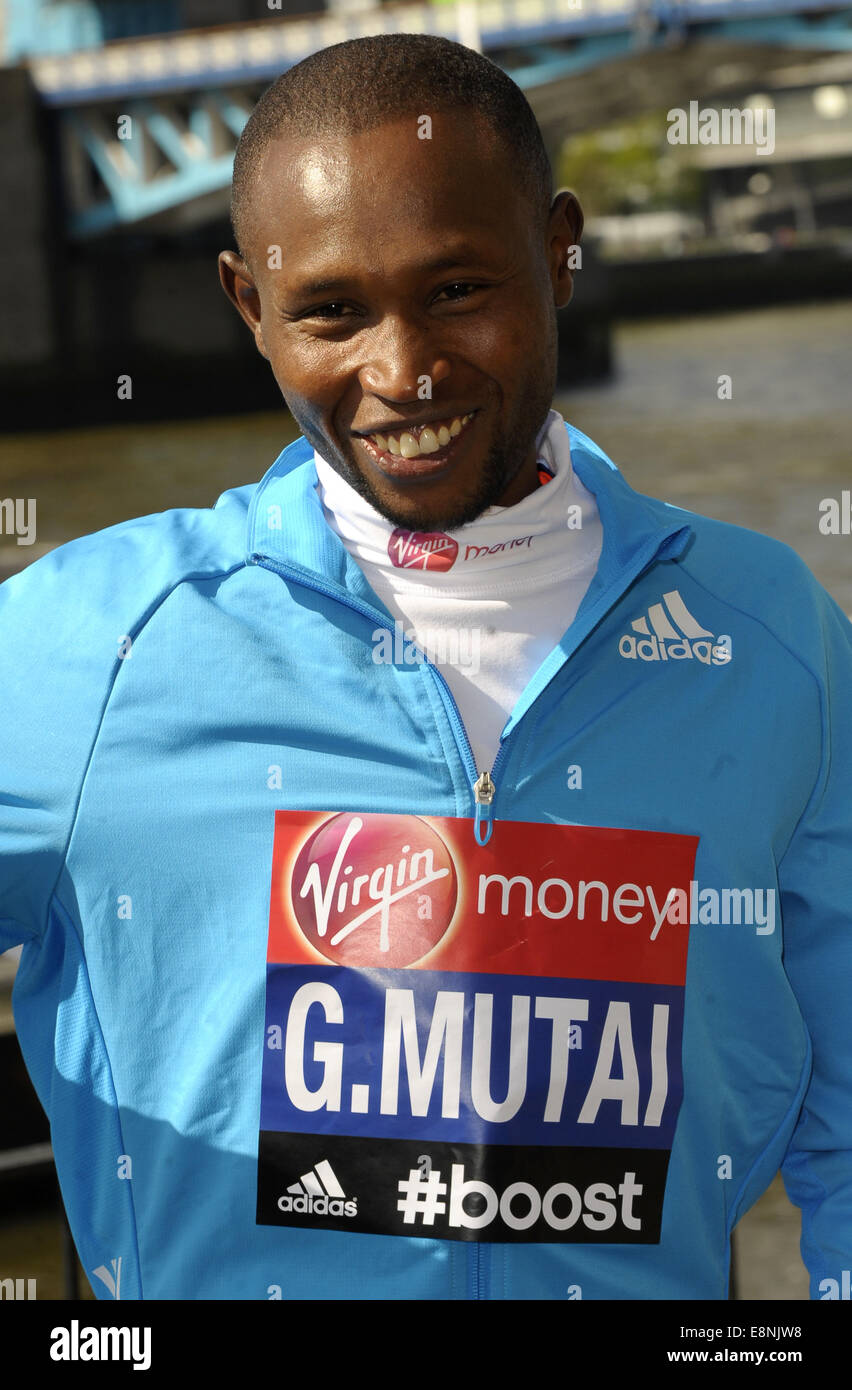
[618,590,732,665]
[276,1160,358,1219]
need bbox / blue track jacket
[1,421,850,1301]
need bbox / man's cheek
[277,388,327,445]
[471,310,530,363]
[268,362,317,418]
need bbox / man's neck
[492,446,542,510]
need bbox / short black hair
[230,33,552,262]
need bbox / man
[1,34,850,1302]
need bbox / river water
[557,299,851,616]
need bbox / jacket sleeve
[777,585,852,1299]
[0,540,122,952]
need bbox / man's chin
[352,478,499,534]
[320,447,486,532]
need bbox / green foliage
[557,113,705,216]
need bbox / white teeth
[365,412,474,458]
[418,428,440,455]
[399,432,419,459]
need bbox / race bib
[257,811,697,1243]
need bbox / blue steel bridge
[2,0,852,236]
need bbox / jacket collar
[245,422,694,616]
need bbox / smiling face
[220,112,582,531]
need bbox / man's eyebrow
[291,277,352,297]
[417,246,497,273]
[288,247,499,297]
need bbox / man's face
[220,113,581,532]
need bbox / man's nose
[356,319,451,400]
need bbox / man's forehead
[239,116,529,278]
[251,113,510,218]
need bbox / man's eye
[308,302,353,319]
[435,282,479,302]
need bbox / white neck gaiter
[314,409,603,774]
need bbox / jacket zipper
[421,645,508,845]
[250,553,508,845]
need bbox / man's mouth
[359,412,475,458]
[352,411,478,479]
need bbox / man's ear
[547,190,584,309]
[218,251,269,359]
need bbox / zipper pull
[473,770,496,846]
